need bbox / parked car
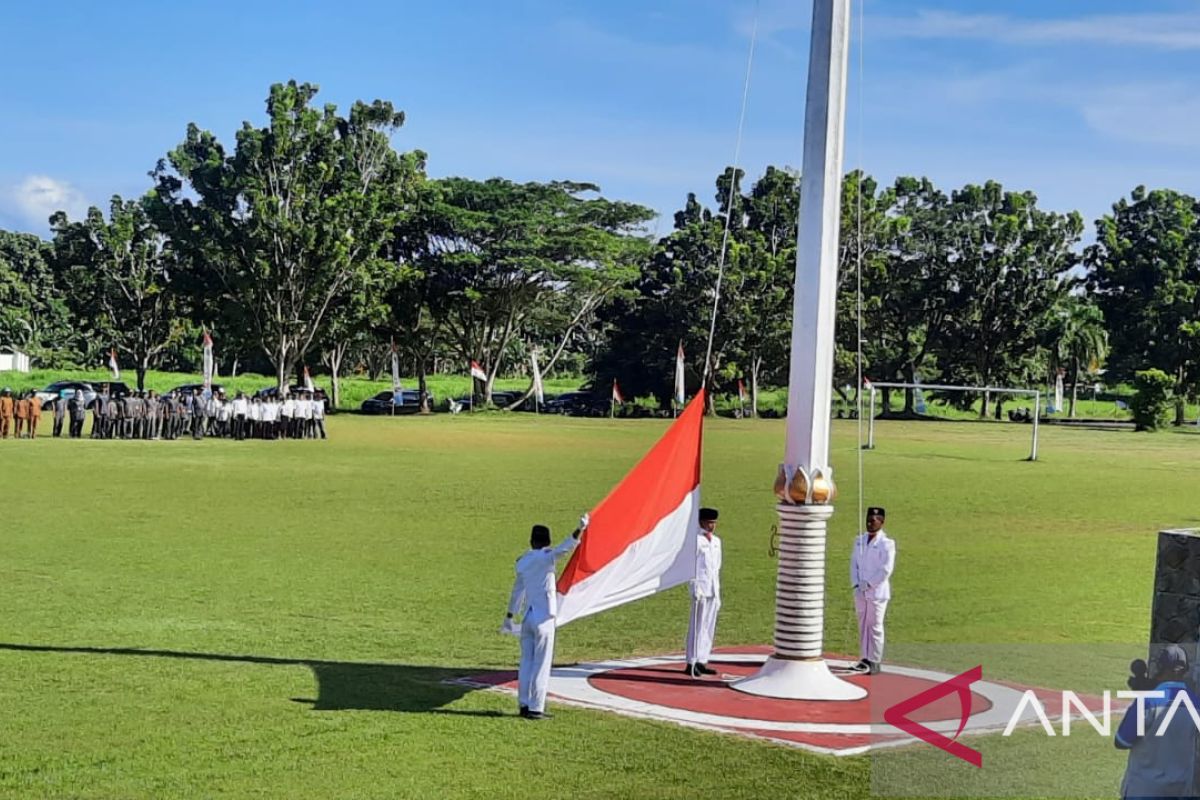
[544,391,609,417]
[34,380,129,410]
[361,389,432,415]
[449,391,527,411]
[253,385,332,413]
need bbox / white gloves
[499,618,519,636]
[579,512,590,531]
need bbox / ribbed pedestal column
[733,503,866,700]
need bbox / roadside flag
[612,379,625,406]
[108,349,120,380]
[303,365,315,393]
[391,339,403,393]
[202,331,214,390]
[530,351,545,405]
[470,360,488,382]
[674,342,686,406]
[556,390,706,625]
[737,379,747,405]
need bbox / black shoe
[868,661,882,675]
[524,710,553,720]
[697,663,717,675]
[519,705,529,717]
[849,660,870,673]
[684,663,701,678]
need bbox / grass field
[0,414,1198,798]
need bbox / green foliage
[1130,368,1175,430]
[0,230,71,366]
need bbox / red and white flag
[556,390,706,625]
[737,378,747,405]
[530,350,545,405]
[108,349,120,380]
[611,379,624,406]
[470,360,488,382]
[202,331,214,389]
[674,342,686,405]
[303,365,315,392]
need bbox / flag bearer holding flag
[685,507,723,678]
[503,515,590,720]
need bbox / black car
[361,389,431,415]
[544,391,609,416]
[449,391,527,411]
[169,383,225,398]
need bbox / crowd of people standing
[0,387,327,441]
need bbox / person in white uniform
[685,507,722,678]
[850,506,896,675]
[503,514,589,720]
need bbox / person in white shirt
[281,394,295,439]
[231,392,250,440]
[312,393,327,440]
[850,506,896,675]
[300,392,315,438]
[686,507,722,678]
[261,397,277,439]
[504,514,589,720]
[249,396,262,438]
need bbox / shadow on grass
[0,642,509,717]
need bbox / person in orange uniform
[14,391,30,438]
[26,391,42,438]
[0,388,13,439]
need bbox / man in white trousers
[685,507,722,678]
[503,514,589,720]
[850,506,896,675]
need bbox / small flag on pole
[391,339,403,393]
[108,349,120,380]
[303,365,315,392]
[202,331,214,390]
[530,351,545,405]
[674,342,686,406]
[612,379,625,406]
[470,360,488,382]
[737,378,747,405]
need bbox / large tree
[50,197,186,389]
[1085,187,1200,425]
[0,230,72,367]
[934,182,1082,417]
[150,80,424,388]
[1047,293,1108,418]
[410,177,653,405]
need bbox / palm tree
[1050,296,1109,417]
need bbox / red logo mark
[883,665,983,767]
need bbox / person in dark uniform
[52,391,67,437]
[68,390,87,438]
[92,389,108,439]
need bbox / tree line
[1,82,1197,421]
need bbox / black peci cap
[699,508,719,522]
[866,506,886,518]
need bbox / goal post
[865,381,1041,461]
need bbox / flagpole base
[732,656,866,700]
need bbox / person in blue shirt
[1115,644,1199,800]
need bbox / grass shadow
[0,642,506,716]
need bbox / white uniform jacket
[692,534,722,599]
[850,531,895,601]
[507,536,579,625]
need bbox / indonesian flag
[737,378,747,404]
[202,331,214,390]
[108,349,120,380]
[612,379,624,406]
[470,360,488,382]
[530,350,545,404]
[303,365,315,392]
[1054,369,1064,413]
[674,342,686,405]
[391,339,403,393]
[863,376,873,390]
[556,390,705,625]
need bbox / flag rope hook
[702,0,759,392]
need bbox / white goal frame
[865,381,1041,461]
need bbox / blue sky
[2,0,1198,238]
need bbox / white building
[0,348,31,373]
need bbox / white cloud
[874,9,1200,50]
[3,175,90,230]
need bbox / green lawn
[0,414,1197,798]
